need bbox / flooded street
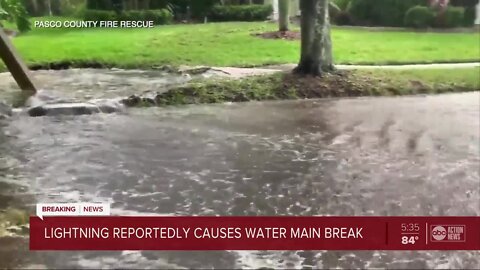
[0,70,479,269]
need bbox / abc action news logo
[430,225,466,242]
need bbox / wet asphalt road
[0,70,479,269]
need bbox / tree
[23,0,38,15]
[45,0,51,15]
[294,0,334,76]
[0,0,31,32]
[278,0,289,31]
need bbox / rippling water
[0,70,479,269]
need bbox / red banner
[30,216,480,250]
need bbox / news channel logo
[430,225,466,242]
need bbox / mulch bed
[281,71,372,98]
[253,31,301,41]
[29,61,111,70]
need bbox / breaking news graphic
[29,205,480,251]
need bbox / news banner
[30,203,480,250]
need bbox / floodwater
[0,70,479,269]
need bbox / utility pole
[0,27,37,94]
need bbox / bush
[162,0,190,20]
[117,10,144,21]
[329,2,342,18]
[462,5,476,26]
[64,0,87,19]
[84,9,173,25]
[86,0,112,10]
[190,0,219,18]
[450,0,479,6]
[404,6,435,28]
[333,0,352,11]
[333,11,352,25]
[1,0,31,32]
[348,0,426,27]
[143,9,173,25]
[208,4,273,22]
[441,6,465,28]
[448,0,479,26]
[83,9,117,22]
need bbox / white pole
[273,0,279,21]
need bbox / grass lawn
[148,67,480,106]
[1,17,479,71]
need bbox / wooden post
[0,27,37,94]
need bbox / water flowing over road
[0,70,479,269]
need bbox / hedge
[449,0,479,7]
[143,9,174,25]
[435,6,465,28]
[404,5,436,28]
[190,0,219,18]
[333,0,352,11]
[86,0,114,10]
[84,9,117,21]
[84,9,173,25]
[463,6,477,26]
[208,4,273,22]
[334,11,353,25]
[347,0,427,27]
[85,0,220,20]
[450,0,479,26]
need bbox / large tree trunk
[278,0,289,31]
[294,0,334,76]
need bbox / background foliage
[0,0,30,32]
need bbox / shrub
[68,1,87,18]
[208,4,272,22]
[348,0,427,27]
[1,0,31,32]
[333,10,352,25]
[462,5,476,26]
[442,6,465,28]
[449,0,479,6]
[84,9,173,25]
[86,0,112,10]
[164,0,190,20]
[190,0,219,19]
[404,5,435,28]
[329,2,342,19]
[333,0,352,11]
[143,9,173,24]
[83,9,117,22]
[118,10,144,21]
[450,0,479,26]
